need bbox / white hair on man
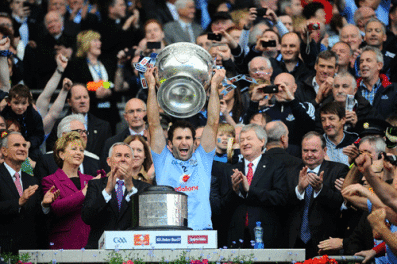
[57,114,86,138]
[0,131,22,148]
[108,142,134,158]
[175,0,193,10]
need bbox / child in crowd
[1,84,44,161]
[214,123,236,163]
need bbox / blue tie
[116,180,124,211]
[300,171,314,243]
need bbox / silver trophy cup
[155,42,213,118]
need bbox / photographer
[245,73,316,157]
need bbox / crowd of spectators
[2,0,397,262]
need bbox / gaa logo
[187,235,208,244]
[113,237,127,243]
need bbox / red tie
[245,163,254,227]
[14,172,23,197]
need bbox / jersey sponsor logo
[174,186,199,192]
[188,235,208,244]
[386,51,396,58]
[156,236,182,244]
[286,114,295,121]
[134,234,150,245]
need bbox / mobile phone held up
[207,33,222,41]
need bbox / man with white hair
[163,0,202,43]
[82,142,150,249]
[34,114,100,183]
[317,72,381,129]
[248,56,274,82]
[216,124,288,248]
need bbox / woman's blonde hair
[54,131,86,168]
[76,30,101,58]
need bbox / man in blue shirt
[145,67,225,230]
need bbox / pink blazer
[42,169,94,249]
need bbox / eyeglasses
[71,129,89,135]
[125,109,146,115]
[249,67,270,73]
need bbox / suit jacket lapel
[56,169,79,193]
[0,164,20,197]
[251,156,268,187]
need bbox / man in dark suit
[0,132,59,253]
[46,84,112,156]
[23,11,74,90]
[35,114,100,183]
[82,142,150,249]
[287,131,348,258]
[100,98,147,172]
[163,0,202,44]
[217,124,288,248]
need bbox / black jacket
[82,177,150,249]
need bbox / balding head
[45,11,63,36]
[354,7,376,31]
[123,98,147,132]
[265,121,289,149]
[248,56,273,81]
[274,73,297,102]
[340,24,362,51]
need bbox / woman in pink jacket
[42,132,99,249]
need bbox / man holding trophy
[145,67,225,230]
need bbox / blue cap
[256,221,261,226]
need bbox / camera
[207,33,222,41]
[256,8,267,17]
[308,22,320,31]
[378,152,397,166]
[147,42,161,49]
[261,40,277,48]
[258,85,279,93]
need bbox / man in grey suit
[163,0,203,44]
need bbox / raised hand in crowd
[297,166,309,194]
[42,186,61,208]
[244,8,257,30]
[54,45,73,60]
[0,37,11,92]
[231,168,244,193]
[343,143,360,165]
[105,165,119,195]
[334,178,344,192]
[217,29,238,50]
[277,81,295,102]
[122,8,140,31]
[308,171,324,192]
[315,77,334,104]
[345,110,358,127]
[262,8,279,24]
[19,185,39,206]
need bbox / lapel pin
[94,130,97,134]
[263,165,266,168]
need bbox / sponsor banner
[188,235,208,244]
[134,234,150,246]
[156,236,182,244]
